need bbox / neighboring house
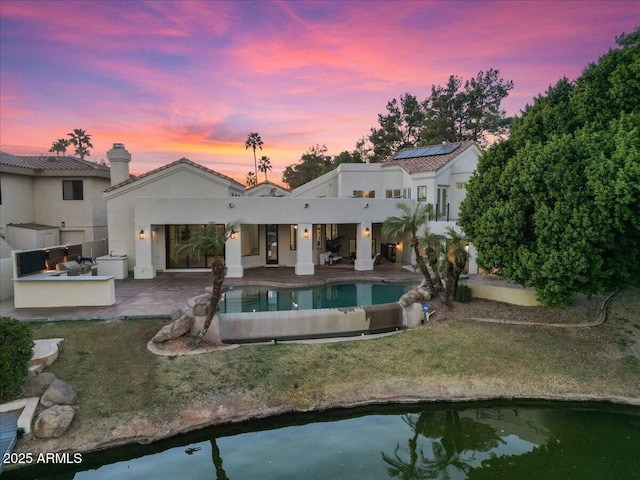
[245,181,290,197]
[104,142,480,279]
[0,151,111,250]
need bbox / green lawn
[18,288,640,453]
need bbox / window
[417,186,426,202]
[456,182,467,190]
[241,224,259,256]
[166,224,224,268]
[353,190,375,198]
[290,225,297,250]
[386,189,401,198]
[63,180,83,200]
[437,186,449,218]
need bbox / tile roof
[245,180,290,193]
[381,141,478,174]
[0,151,110,172]
[105,157,245,192]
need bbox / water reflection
[219,282,412,313]
[382,408,547,479]
[5,403,639,479]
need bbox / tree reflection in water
[382,410,504,479]
[211,439,229,480]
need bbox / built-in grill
[56,260,92,276]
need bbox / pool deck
[0,263,423,322]
[0,263,525,322]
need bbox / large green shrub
[0,317,33,402]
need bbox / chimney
[107,143,131,186]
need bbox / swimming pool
[219,281,414,313]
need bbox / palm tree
[171,221,240,346]
[246,171,257,187]
[67,128,93,159]
[245,132,263,178]
[382,202,440,300]
[257,155,272,181]
[443,226,469,304]
[420,232,444,291]
[49,138,70,156]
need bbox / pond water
[6,402,639,479]
[219,281,415,313]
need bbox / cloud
[1,0,637,183]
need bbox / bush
[0,317,33,402]
[454,284,473,303]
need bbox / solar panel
[394,150,414,159]
[436,143,460,155]
[393,143,461,160]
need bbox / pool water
[219,281,414,313]
[6,402,639,479]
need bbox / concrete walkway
[0,264,423,322]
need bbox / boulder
[192,296,210,317]
[34,405,75,438]
[399,293,418,307]
[171,308,184,321]
[152,313,195,343]
[408,289,421,299]
[23,372,57,397]
[417,287,432,301]
[41,379,77,407]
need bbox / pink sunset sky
[1,0,638,185]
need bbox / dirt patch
[439,293,607,325]
[147,337,239,356]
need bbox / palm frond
[382,202,433,240]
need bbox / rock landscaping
[33,405,75,439]
[2,340,79,442]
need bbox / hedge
[0,317,33,402]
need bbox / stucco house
[0,151,111,250]
[104,141,480,279]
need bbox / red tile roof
[0,151,110,172]
[382,141,478,174]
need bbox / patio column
[295,223,314,275]
[134,224,156,279]
[225,228,243,278]
[354,222,373,271]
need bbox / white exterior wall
[106,163,246,271]
[0,173,35,236]
[33,176,110,243]
[0,237,14,300]
[292,164,410,200]
[290,169,339,197]
[6,225,59,250]
[448,147,478,220]
[335,164,385,197]
[126,196,411,275]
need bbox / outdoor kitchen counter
[13,273,116,308]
